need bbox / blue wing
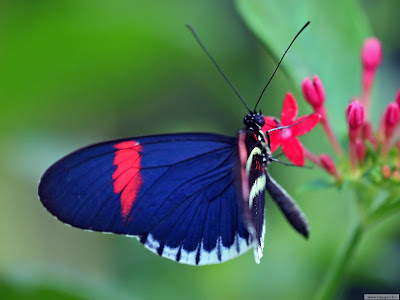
[39,133,253,265]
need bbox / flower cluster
[265,37,400,185]
[258,35,400,300]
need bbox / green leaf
[236,0,371,133]
[0,279,83,300]
[0,1,251,134]
[0,268,133,300]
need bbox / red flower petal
[262,116,281,152]
[268,131,281,153]
[281,137,305,166]
[281,93,298,125]
[291,113,321,137]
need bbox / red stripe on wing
[112,141,143,220]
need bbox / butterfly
[38,22,311,266]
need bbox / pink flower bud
[361,121,377,148]
[383,102,400,137]
[382,164,391,179]
[319,154,339,178]
[347,100,365,171]
[347,100,365,130]
[302,75,325,109]
[361,38,383,71]
[384,103,400,126]
[302,75,343,156]
[355,139,366,162]
[361,38,382,118]
[396,88,400,107]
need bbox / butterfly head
[244,113,265,131]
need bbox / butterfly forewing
[39,133,253,265]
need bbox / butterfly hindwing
[39,133,253,265]
[238,129,266,263]
[264,170,309,238]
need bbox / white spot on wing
[180,246,198,264]
[162,245,180,259]
[146,234,160,250]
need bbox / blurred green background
[1,0,400,299]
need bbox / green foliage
[0,269,131,300]
[236,0,370,132]
[1,278,86,300]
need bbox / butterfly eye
[254,115,265,127]
[243,114,252,127]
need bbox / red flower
[261,93,320,166]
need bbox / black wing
[238,129,266,263]
[265,170,309,238]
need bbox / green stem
[368,199,400,228]
[315,220,364,300]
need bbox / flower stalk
[361,38,382,119]
[361,121,377,149]
[316,178,389,300]
[304,148,322,166]
[316,219,363,300]
[319,154,341,181]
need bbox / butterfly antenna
[186,24,252,113]
[254,21,310,111]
